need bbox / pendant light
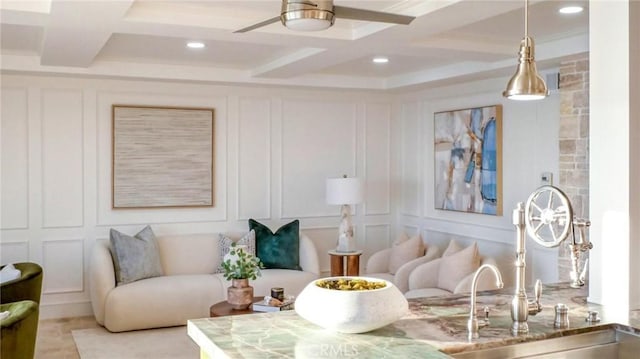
[503,0,549,100]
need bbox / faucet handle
[534,279,542,303]
[528,279,543,315]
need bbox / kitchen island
[187,283,640,358]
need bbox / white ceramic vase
[295,276,408,333]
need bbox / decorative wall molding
[1,87,30,229]
[279,99,358,219]
[42,238,84,294]
[236,97,272,220]
[399,102,421,217]
[93,91,229,226]
[0,241,30,263]
[41,88,84,228]
[363,103,391,216]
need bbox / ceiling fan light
[281,3,334,32]
[503,37,549,100]
[284,18,332,31]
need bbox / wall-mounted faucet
[510,185,593,335]
[467,264,504,340]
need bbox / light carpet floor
[72,326,199,359]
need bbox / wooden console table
[328,250,362,276]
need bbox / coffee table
[209,296,264,317]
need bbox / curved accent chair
[1,262,43,359]
[404,241,500,299]
[365,233,441,293]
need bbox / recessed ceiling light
[559,6,583,14]
[372,57,389,64]
[186,41,205,49]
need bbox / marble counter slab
[187,283,640,358]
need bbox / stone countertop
[187,283,640,358]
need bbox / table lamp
[326,175,364,252]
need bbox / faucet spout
[468,264,504,340]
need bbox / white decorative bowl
[295,276,408,333]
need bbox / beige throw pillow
[442,239,464,257]
[388,233,424,275]
[437,241,480,292]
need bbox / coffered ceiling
[0,0,589,90]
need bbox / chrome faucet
[467,264,504,340]
[569,218,592,288]
[509,186,593,335]
[511,202,543,335]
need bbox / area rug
[72,326,199,359]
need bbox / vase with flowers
[221,242,264,310]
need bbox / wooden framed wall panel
[111,105,214,209]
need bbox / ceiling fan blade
[234,16,281,33]
[333,5,415,25]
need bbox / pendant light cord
[524,0,528,38]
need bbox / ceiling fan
[234,0,415,33]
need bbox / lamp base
[336,234,357,253]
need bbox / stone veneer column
[558,56,589,282]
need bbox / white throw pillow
[388,233,424,275]
[215,230,256,273]
[437,241,480,292]
[442,239,464,257]
[0,263,21,284]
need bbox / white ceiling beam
[251,48,326,78]
[411,35,515,57]
[386,33,589,90]
[40,0,134,67]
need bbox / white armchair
[404,241,501,299]
[365,234,441,293]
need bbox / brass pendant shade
[503,36,549,100]
[503,0,548,101]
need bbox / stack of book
[252,298,295,313]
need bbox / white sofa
[90,232,320,332]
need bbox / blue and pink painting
[434,105,502,215]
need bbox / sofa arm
[453,257,499,294]
[89,239,116,326]
[407,257,442,291]
[365,248,392,274]
[299,232,320,275]
[394,245,441,293]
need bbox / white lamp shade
[326,177,364,205]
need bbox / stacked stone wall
[558,57,590,282]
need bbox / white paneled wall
[41,89,84,229]
[393,77,561,288]
[0,75,394,318]
[1,88,29,230]
[0,73,563,318]
[364,103,391,216]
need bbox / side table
[210,296,264,317]
[328,250,362,276]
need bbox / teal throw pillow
[249,219,301,270]
[110,225,163,285]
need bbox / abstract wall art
[434,105,502,215]
[112,105,215,209]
